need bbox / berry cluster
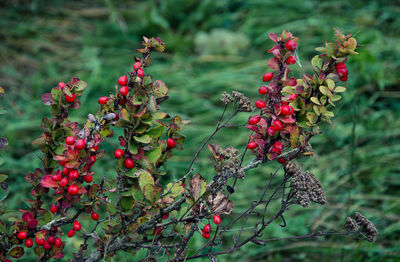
[201,214,221,239]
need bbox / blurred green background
[1,0,400,261]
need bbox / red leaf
[9,246,24,258]
[41,93,53,106]
[268,33,278,42]
[268,57,279,69]
[41,175,59,188]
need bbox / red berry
[288,106,294,115]
[98,96,109,105]
[285,40,297,51]
[67,229,75,238]
[124,158,135,169]
[277,158,286,164]
[153,227,162,236]
[91,212,99,221]
[137,68,144,78]
[93,145,99,151]
[119,86,129,96]
[118,75,128,86]
[162,213,169,220]
[54,238,62,248]
[67,184,79,195]
[258,86,268,95]
[50,205,58,213]
[267,126,276,136]
[285,56,296,65]
[58,82,65,89]
[90,155,97,163]
[52,174,62,181]
[59,177,69,187]
[273,141,283,153]
[47,236,55,244]
[43,240,52,250]
[213,214,221,225]
[17,231,27,240]
[35,236,44,246]
[114,149,124,159]
[289,94,298,100]
[263,72,273,82]
[248,115,261,125]
[62,167,70,176]
[59,160,67,167]
[73,221,81,231]
[65,136,75,145]
[255,100,266,109]
[273,120,283,131]
[247,142,257,150]
[336,67,348,77]
[340,74,348,81]
[281,105,291,116]
[75,139,86,150]
[336,62,346,70]
[203,224,211,234]
[69,169,79,180]
[25,238,33,248]
[202,232,210,239]
[133,62,141,71]
[84,175,93,183]
[65,94,76,103]
[167,138,176,148]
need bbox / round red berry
[203,224,211,233]
[202,232,210,239]
[255,100,266,109]
[273,141,283,153]
[62,167,70,176]
[98,96,109,105]
[273,120,283,131]
[248,115,261,125]
[67,229,75,238]
[114,149,124,159]
[25,238,33,248]
[281,105,291,116]
[285,56,296,65]
[50,205,58,213]
[47,236,55,244]
[213,214,221,225]
[54,238,62,248]
[59,160,67,167]
[289,94,298,100]
[153,227,162,236]
[91,212,99,221]
[43,240,52,250]
[118,75,128,86]
[336,62,346,70]
[90,155,97,163]
[17,231,27,240]
[119,86,129,96]
[340,75,348,81]
[124,158,135,169]
[263,72,273,82]
[67,184,79,195]
[137,68,144,78]
[58,82,66,89]
[247,142,257,150]
[35,236,44,246]
[267,126,276,136]
[75,139,86,150]
[52,174,62,181]
[65,94,76,103]
[69,169,79,180]
[277,158,286,164]
[285,40,297,51]
[167,138,176,148]
[84,175,93,183]
[65,136,75,145]
[162,213,169,220]
[73,221,81,231]
[258,86,268,95]
[59,177,69,187]
[133,62,141,71]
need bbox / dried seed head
[354,212,378,242]
[232,91,253,112]
[290,164,326,207]
[345,217,359,232]
[220,92,234,104]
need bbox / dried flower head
[354,212,378,242]
[232,91,253,112]
[289,163,327,207]
[345,217,360,232]
[220,91,234,104]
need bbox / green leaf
[145,148,161,163]
[147,126,164,139]
[332,95,342,101]
[325,43,337,57]
[326,79,335,91]
[120,108,130,121]
[0,174,7,183]
[310,97,321,105]
[164,182,184,198]
[125,167,139,178]
[320,96,327,105]
[153,112,169,120]
[132,187,144,201]
[334,86,346,93]
[107,202,117,215]
[306,112,317,125]
[138,170,154,192]
[75,80,87,91]
[323,111,334,117]
[313,105,320,116]
[134,134,152,144]
[319,86,333,98]
[311,55,322,69]
[152,80,168,98]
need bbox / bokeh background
[1,0,400,261]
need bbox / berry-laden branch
[0,30,378,262]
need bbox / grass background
[0,0,400,261]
